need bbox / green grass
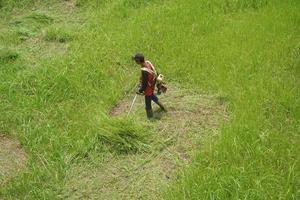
[43,26,73,43]
[98,116,151,154]
[0,0,299,199]
[13,12,54,38]
[0,48,19,62]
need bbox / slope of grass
[159,0,300,199]
[0,0,299,199]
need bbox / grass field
[0,0,299,199]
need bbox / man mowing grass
[133,53,167,119]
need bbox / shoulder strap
[141,67,153,74]
[145,60,157,76]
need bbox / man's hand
[136,88,144,95]
[136,91,143,95]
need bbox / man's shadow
[153,109,166,120]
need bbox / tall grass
[157,0,300,199]
[0,0,299,199]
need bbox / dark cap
[132,53,145,63]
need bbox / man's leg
[145,96,153,119]
[151,94,167,112]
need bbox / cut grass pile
[98,116,151,154]
[13,12,54,38]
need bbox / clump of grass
[98,117,151,154]
[75,0,84,7]
[44,26,73,43]
[13,13,54,27]
[0,0,36,10]
[0,49,18,63]
[218,0,268,13]
[16,27,35,38]
[0,29,20,45]
[122,0,160,9]
[24,13,54,24]
[123,0,147,9]
[13,12,53,38]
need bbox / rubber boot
[146,109,153,119]
[156,101,167,112]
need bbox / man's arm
[139,71,148,93]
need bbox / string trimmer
[127,94,138,116]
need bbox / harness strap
[141,61,158,88]
[141,67,153,74]
[141,61,157,76]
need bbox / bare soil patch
[0,134,27,183]
[63,83,228,199]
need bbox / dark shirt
[139,70,148,93]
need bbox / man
[133,53,167,119]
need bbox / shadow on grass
[153,108,167,120]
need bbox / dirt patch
[62,83,229,199]
[109,97,132,116]
[0,134,27,183]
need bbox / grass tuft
[25,13,54,24]
[0,49,18,63]
[12,12,54,38]
[43,26,73,43]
